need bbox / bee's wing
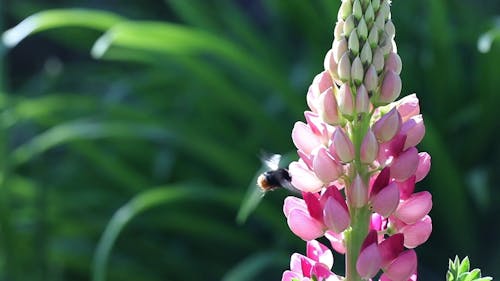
[261,152,281,170]
[236,165,267,224]
[280,176,301,195]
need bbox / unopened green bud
[353,0,363,20]
[368,26,379,48]
[372,0,381,12]
[357,18,368,41]
[380,0,390,20]
[348,29,360,55]
[385,20,395,39]
[338,52,352,81]
[334,21,345,38]
[365,3,375,25]
[372,48,384,73]
[361,0,370,8]
[351,56,364,85]
[339,0,353,20]
[374,11,385,31]
[360,42,373,65]
[344,15,356,37]
[364,65,378,92]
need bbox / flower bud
[351,56,364,85]
[338,0,353,20]
[348,174,368,208]
[365,3,375,24]
[379,233,404,268]
[372,0,381,11]
[348,29,360,55]
[372,48,384,72]
[364,65,378,92]
[334,20,345,38]
[390,147,419,182]
[356,85,370,114]
[324,49,339,81]
[289,161,324,193]
[313,147,343,183]
[380,33,394,55]
[353,0,363,20]
[379,0,391,20]
[379,70,401,104]
[385,20,396,39]
[373,108,402,142]
[415,152,431,182]
[318,87,340,125]
[394,191,432,224]
[361,42,373,65]
[358,18,368,40]
[368,26,379,48]
[331,127,355,163]
[333,37,348,63]
[371,182,399,217]
[374,11,385,31]
[344,15,356,36]
[338,52,351,81]
[384,250,417,281]
[325,230,346,254]
[323,196,350,233]
[385,52,402,74]
[401,115,425,150]
[401,215,432,248]
[360,129,378,163]
[338,83,354,116]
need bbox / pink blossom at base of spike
[394,191,432,224]
[390,147,419,182]
[373,108,402,143]
[313,147,343,184]
[284,196,325,241]
[289,161,324,193]
[325,231,346,254]
[323,197,350,233]
[401,215,432,248]
[415,152,431,182]
[384,250,418,281]
[371,182,400,218]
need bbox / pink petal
[318,87,340,125]
[289,161,324,193]
[331,128,355,163]
[379,233,404,268]
[303,192,324,222]
[307,240,334,268]
[401,215,432,248]
[283,196,306,218]
[356,243,382,279]
[373,108,402,143]
[361,129,379,164]
[396,94,420,123]
[287,208,325,241]
[371,182,400,218]
[390,147,419,182]
[292,121,321,155]
[313,147,343,184]
[323,197,350,233]
[347,174,368,208]
[400,115,425,150]
[394,191,432,224]
[415,152,431,182]
[371,167,391,196]
[397,176,416,200]
[384,250,417,281]
[282,270,302,281]
[325,230,346,254]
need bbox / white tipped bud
[338,52,352,81]
[324,49,340,80]
[333,37,348,63]
[365,3,375,24]
[364,65,378,92]
[353,0,363,20]
[339,0,353,20]
[380,33,393,55]
[368,26,379,48]
[356,85,370,114]
[380,0,390,20]
[358,18,368,41]
[351,56,364,85]
[385,20,396,39]
[374,11,385,31]
[361,42,373,65]
[338,83,355,117]
[334,21,345,38]
[348,29,360,55]
[344,15,356,36]
[372,0,381,11]
[372,48,384,73]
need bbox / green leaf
[91,184,237,281]
[460,257,471,274]
[2,9,124,47]
[221,251,288,281]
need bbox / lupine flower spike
[282,1,433,280]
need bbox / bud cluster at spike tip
[281,1,433,281]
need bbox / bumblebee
[256,154,296,192]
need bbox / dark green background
[0,0,499,280]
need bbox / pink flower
[284,196,325,241]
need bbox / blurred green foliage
[0,0,499,281]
